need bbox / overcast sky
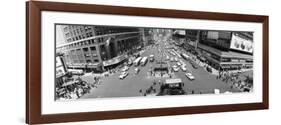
[56,25,65,46]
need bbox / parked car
[206,66,212,73]
[185,73,195,80]
[119,72,129,79]
[177,62,182,66]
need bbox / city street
[80,36,245,99]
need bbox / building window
[83,48,88,52]
[221,58,231,62]
[63,27,68,32]
[65,32,70,38]
[73,30,76,36]
[85,54,91,58]
[90,46,96,51]
[94,59,99,63]
[77,29,80,34]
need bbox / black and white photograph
[55,24,254,101]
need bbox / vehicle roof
[165,78,182,84]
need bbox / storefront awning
[103,55,127,67]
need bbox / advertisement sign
[56,57,66,78]
[230,34,253,53]
[56,66,66,77]
[56,57,63,67]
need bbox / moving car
[185,73,195,80]
[175,57,179,62]
[172,65,179,72]
[189,61,198,69]
[170,57,174,62]
[166,56,170,61]
[121,66,129,72]
[149,55,154,62]
[192,64,198,69]
[127,60,133,66]
[134,68,140,74]
[180,65,187,72]
[119,72,129,79]
[140,57,148,66]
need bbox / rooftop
[198,43,253,59]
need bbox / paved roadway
[80,37,246,99]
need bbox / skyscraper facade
[56,25,142,72]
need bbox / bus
[133,57,142,66]
[181,53,190,60]
[173,49,181,58]
[68,69,84,75]
[140,57,148,66]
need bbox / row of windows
[59,39,98,51]
[65,53,100,64]
[63,26,94,42]
[221,58,253,63]
[66,32,93,42]
[67,47,97,55]
[201,50,253,63]
[64,26,140,43]
[95,27,139,36]
[70,59,100,64]
[63,25,92,33]
[64,25,139,38]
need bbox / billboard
[230,34,253,53]
[56,57,67,78]
[56,66,66,78]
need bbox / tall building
[197,31,254,71]
[56,25,142,72]
[183,30,253,71]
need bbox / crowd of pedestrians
[217,71,253,92]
